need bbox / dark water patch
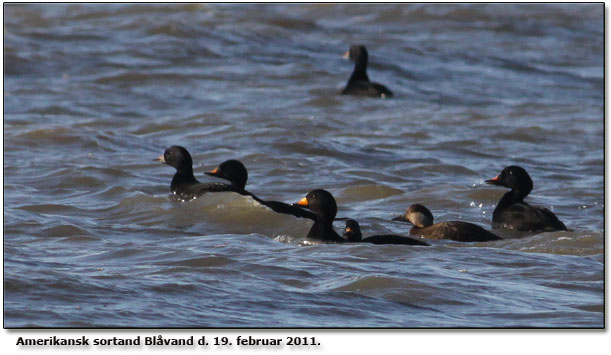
[16,203,84,215]
[13,127,96,147]
[540,280,602,294]
[491,126,556,144]
[572,304,604,313]
[163,256,234,268]
[94,72,211,86]
[26,105,88,117]
[147,282,201,295]
[278,278,312,289]
[56,235,102,244]
[4,278,38,294]
[16,29,106,42]
[41,224,91,238]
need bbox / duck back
[362,234,429,246]
[411,221,501,242]
[493,202,567,232]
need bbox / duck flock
[156,45,567,246]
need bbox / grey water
[3,3,603,327]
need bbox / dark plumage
[206,160,316,220]
[393,204,502,242]
[206,159,248,191]
[341,45,393,98]
[296,189,345,243]
[343,219,429,246]
[155,146,234,200]
[485,166,567,232]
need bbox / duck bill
[485,175,502,185]
[296,197,309,207]
[205,167,221,178]
[342,50,350,59]
[154,154,166,163]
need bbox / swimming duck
[485,165,567,232]
[342,45,393,98]
[295,189,345,243]
[393,204,502,242]
[155,146,234,200]
[206,159,316,220]
[343,219,429,246]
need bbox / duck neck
[308,220,340,241]
[170,169,198,192]
[231,180,247,192]
[349,61,369,83]
[494,188,528,217]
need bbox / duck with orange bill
[485,165,567,232]
[295,189,345,243]
[155,146,236,200]
[205,159,316,220]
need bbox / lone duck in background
[343,219,429,246]
[155,146,235,200]
[342,45,393,98]
[295,189,345,243]
[485,166,567,232]
[206,159,316,220]
[393,204,502,242]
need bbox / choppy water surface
[3,4,603,327]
